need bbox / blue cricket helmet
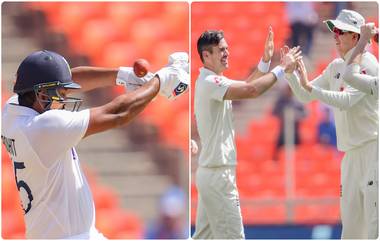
[14,50,81,94]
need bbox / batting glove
[155,52,189,100]
[168,52,189,74]
[116,67,154,91]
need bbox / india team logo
[173,82,188,96]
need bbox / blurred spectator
[286,2,318,56]
[144,186,188,239]
[317,105,337,147]
[272,85,306,161]
[333,2,354,18]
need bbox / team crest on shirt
[334,73,340,79]
[214,76,223,86]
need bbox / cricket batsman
[1,50,189,239]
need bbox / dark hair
[197,30,224,63]
[18,91,36,108]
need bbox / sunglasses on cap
[333,27,353,35]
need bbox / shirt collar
[343,47,355,62]
[5,95,40,116]
[199,67,219,76]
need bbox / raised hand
[280,46,302,73]
[360,23,378,42]
[263,26,274,62]
[296,58,312,92]
[280,45,290,64]
[155,52,190,100]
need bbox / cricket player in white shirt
[281,9,378,239]
[1,50,189,239]
[192,28,299,239]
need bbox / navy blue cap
[13,50,81,94]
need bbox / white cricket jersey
[194,67,239,167]
[1,95,95,239]
[285,48,378,152]
[344,62,379,99]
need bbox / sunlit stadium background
[2,1,379,239]
[191,1,378,239]
[2,2,189,239]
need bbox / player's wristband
[257,58,271,73]
[270,66,285,81]
[116,67,130,86]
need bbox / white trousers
[192,166,245,239]
[340,139,378,239]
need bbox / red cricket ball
[133,59,150,78]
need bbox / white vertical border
[0,1,194,239]
[188,1,192,239]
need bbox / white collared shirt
[1,95,94,238]
[285,48,378,151]
[194,67,240,167]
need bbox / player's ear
[353,33,359,42]
[202,50,209,61]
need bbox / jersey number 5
[13,162,34,214]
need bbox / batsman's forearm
[71,66,118,92]
[85,77,159,137]
[108,77,159,125]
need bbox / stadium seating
[96,208,143,239]
[241,203,287,224]
[294,203,340,223]
[191,2,289,80]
